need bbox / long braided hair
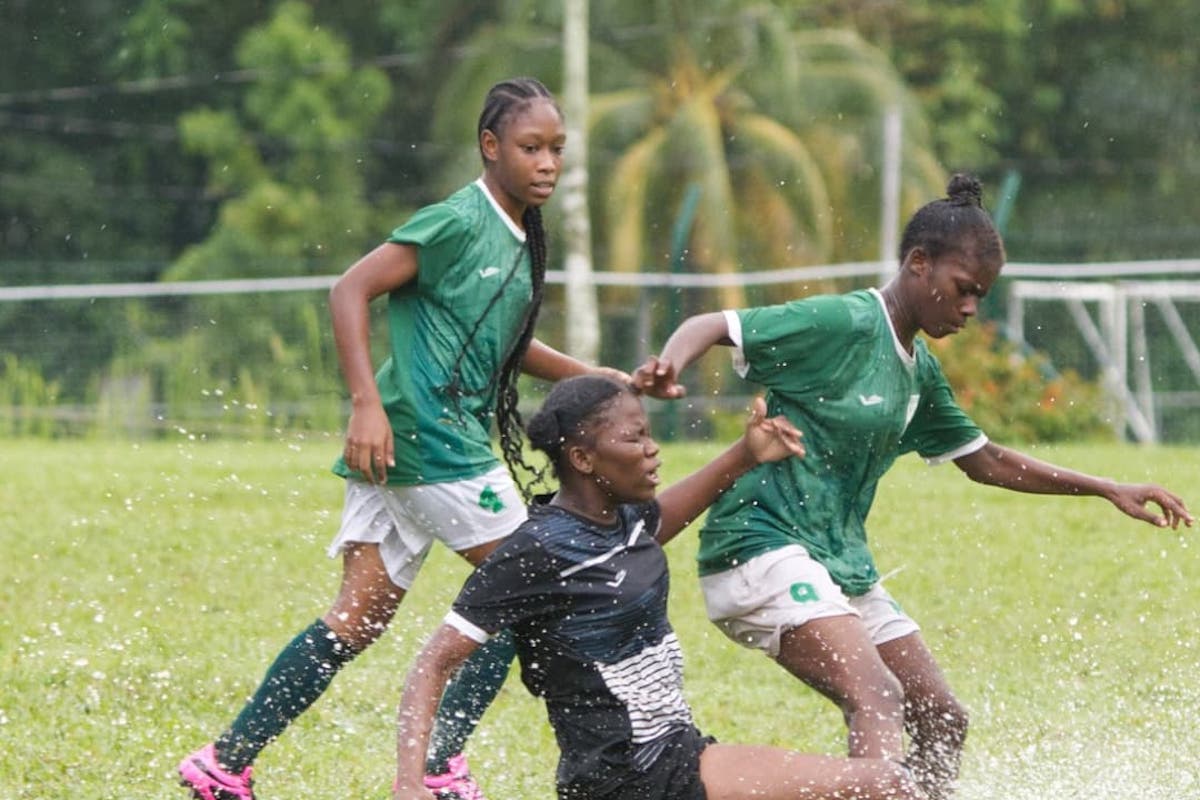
[443,77,558,500]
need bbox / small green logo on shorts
[478,486,505,513]
[789,582,819,603]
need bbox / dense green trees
[1,0,1195,438]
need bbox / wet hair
[443,78,560,501]
[526,376,632,482]
[898,173,1006,267]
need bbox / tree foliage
[2,0,1195,438]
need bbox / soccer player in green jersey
[179,78,633,800]
[633,174,1193,799]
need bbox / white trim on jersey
[474,177,527,242]
[594,632,693,745]
[923,432,989,466]
[723,309,750,379]
[558,520,645,578]
[868,287,916,368]
[444,610,492,644]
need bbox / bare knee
[845,667,906,722]
[943,696,969,740]
[910,690,968,743]
[323,543,406,651]
[323,582,403,651]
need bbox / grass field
[2,436,1198,799]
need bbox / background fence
[3,259,1200,442]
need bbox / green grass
[2,436,1198,799]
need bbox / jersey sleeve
[386,202,470,284]
[449,529,564,637]
[727,297,856,391]
[897,351,988,464]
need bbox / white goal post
[1007,266,1200,443]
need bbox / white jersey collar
[868,287,915,368]
[474,177,526,243]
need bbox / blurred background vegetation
[2,0,1197,442]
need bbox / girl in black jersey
[393,375,927,800]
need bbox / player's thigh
[699,743,919,800]
[322,541,408,644]
[776,613,902,707]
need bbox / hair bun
[946,173,983,207]
[526,407,559,454]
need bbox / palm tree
[589,3,944,308]
[427,1,945,311]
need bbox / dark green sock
[215,619,356,772]
[425,628,516,774]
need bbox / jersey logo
[559,520,646,578]
[858,394,884,406]
[789,582,819,603]
[478,266,501,279]
[477,486,505,513]
[605,569,628,588]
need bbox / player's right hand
[743,396,804,465]
[343,401,394,484]
[632,355,687,399]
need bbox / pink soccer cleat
[178,743,255,800]
[423,753,487,800]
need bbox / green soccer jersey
[697,288,987,595]
[332,179,533,485]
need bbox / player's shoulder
[761,290,862,334]
[440,180,479,208]
[773,290,858,317]
[513,504,591,553]
[392,185,475,243]
[427,183,482,227]
[518,502,659,550]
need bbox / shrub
[927,321,1114,443]
[0,353,61,436]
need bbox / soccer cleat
[178,743,255,800]
[423,753,487,800]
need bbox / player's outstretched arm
[954,442,1194,529]
[656,397,804,544]
[633,312,734,399]
[394,625,480,800]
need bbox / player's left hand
[1108,483,1194,529]
[744,396,804,465]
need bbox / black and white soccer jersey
[446,500,697,796]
